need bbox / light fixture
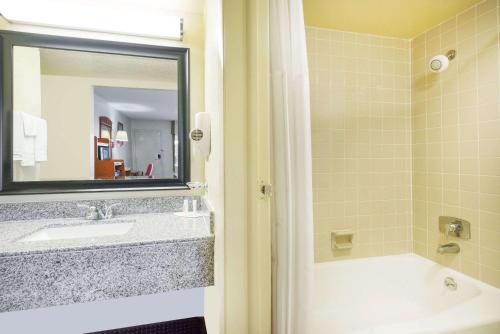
[108,103,153,113]
[0,0,183,40]
[115,130,129,142]
[101,129,111,140]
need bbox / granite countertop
[0,212,213,256]
[0,197,215,312]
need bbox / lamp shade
[116,130,128,142]
[101,129,111,140]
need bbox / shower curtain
[270,0,314,333]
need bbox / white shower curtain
[270,0,314,333]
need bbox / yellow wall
[13,47,42,116]
[307,28,413,261]
[205,0,272,333]
[222,0,249,331]
[246,0,271,332]
[12,46,42,181]
[412,0,500,288]
[203,0,224,332]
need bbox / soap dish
[331,230,354,250]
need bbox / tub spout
[437,243,460,254]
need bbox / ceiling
[39,48,178,83]
[94,87,177,121]
[303,0,484,38]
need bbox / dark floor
[86,317,207,334]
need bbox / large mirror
[0,31,189,193]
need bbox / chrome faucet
[78,204,104,220]
[78,203,121,221]
[437,242,460,254]
[104,203,121,220]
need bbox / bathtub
[312,253,500,334]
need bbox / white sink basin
[19,222,134,242]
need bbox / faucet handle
[104,203,121,219]
[451,221,462,232]
[445,221,463,239]
[439,216,470,240]
[77,204,101,220]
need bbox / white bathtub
[313,254,500,334]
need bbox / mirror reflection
[12,46,179,182]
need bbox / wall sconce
[115,130,128,147]
[115,130,128,142]
[101,129,111,140]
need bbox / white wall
[130,119,174,178]
[93,94,132,167]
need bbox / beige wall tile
[307,27,412,262]
[411,0,500,288]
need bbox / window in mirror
[12,46,180,183]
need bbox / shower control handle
[439,216,470,240]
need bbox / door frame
[222,0,272,333]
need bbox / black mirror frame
[0,30,190,194]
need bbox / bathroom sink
[18,221,134,242]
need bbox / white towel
[13,112,47,166]
[34,118,47,162]
[21,113,38,137]
[13,112,24,161]
[20,136,35,167]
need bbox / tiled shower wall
[307,28,413,262]
[412,0,500,288]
